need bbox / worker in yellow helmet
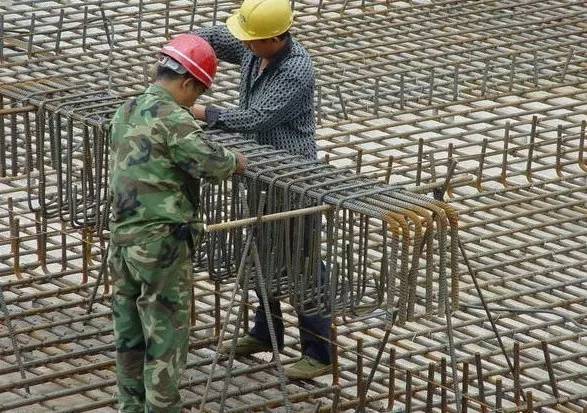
[191,0,315,159]
[192,0,332,380]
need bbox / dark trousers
[249,262,332,364]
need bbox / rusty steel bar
[1,0,587,412]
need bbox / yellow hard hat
[226,0,293,41]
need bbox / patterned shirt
[196,26,317,160]
[109,84,237,245]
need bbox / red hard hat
[160,34,217,89]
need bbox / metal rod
[205,204,332,232]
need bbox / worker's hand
[191,104,207,121]
[234,152,247,175]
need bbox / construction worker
[192,0,332,380]
[108,34,246,413]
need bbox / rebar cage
[1,0,586,412]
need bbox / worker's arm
[193,26,247,66]
[202,59,314,132]
[164,108,242,182]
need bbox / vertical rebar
[400,73,405,109]
[385,156,393,184]
[214,281,221,336]
[355,148,363,174]
[109,17,117,47]
[453,64,459,101]
[165,0,171,38]
[445,301,461,413]
[0,282,28,392]
[441,357,447,412]
[357,338,366,412]
[7,197,13,232]
[10,110,17,176]
[526,115,538,181]
[495,377,502,412]
[514,341,521,406]
[509,54,516,91]
[55,9,65,53]
[428,152,437,182]
[476,138,488,190]
[405,370,412,412]
[27,13,36,58]
[137,0,144,42]
[560,47,574,82]
[12,218,21,280]
[0,95,5,177]
[501,122,510,185]
[100,4,112,48]
[425,363,434,413]
[212,0,219,26]
[331,386,340,413]
[249,200,292,413]
[61,221,68,272]
[462,362,469,413]
[35,211,46,270]
[101,237,110,294]
[388,347,396,410]
[330,325,339,386]
[428,68,435,105]
[341,0,351,14]
[374,77,380,116]
[107,47,114,94]
[475,353,487,413]
[481,60,490,95]
[0,14,4,61]
[416,138,423,185]
[317,85,323,125]
[190,0,197,32]
[533,50,539,86]
[460,239,520,404]
[525,391,533,413]
[336,86,348,120]
[82,228,90,284]
[579,120,586,170]
[14,110,31,185]
[82,6,88,51]
[191,285,196,326]
[556,124,563,177]
[541,341,560,398]
[317,0,324,15]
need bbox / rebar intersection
[0,0,586,412]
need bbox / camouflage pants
[108,234,192,413]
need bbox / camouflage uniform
[108,84,236,413]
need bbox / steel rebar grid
[1,0,587,412]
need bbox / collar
[262,36,293,73]
[144,84,176,102]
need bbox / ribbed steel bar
[1,0,587,412]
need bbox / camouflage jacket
[108,84,236,245]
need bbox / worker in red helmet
[108,33,246,413]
